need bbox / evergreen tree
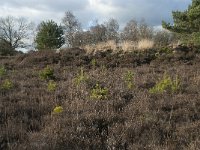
[35,20,64,50]
[162,0,200,45]
[0,40,14,56]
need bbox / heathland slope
[0,47,200,149]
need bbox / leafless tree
[121,19,139,42]
[104,18,119,42]
[153,30,177,47]
[62,11,81,47]
[90,23,107,44]
[138,19,153,40]
[79,31,93,45]
[0,16,34,50]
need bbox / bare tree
[79,31,93,45]
[0,16,34,50]
[121,19,139,42]
[153,30,177,47]
[138,19,153,40]
[90,22,107,44]
[62,11,81,47]
[104,18,119,42]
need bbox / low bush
[90,84,109,100]
[149,73,180,94]
[123,70,134,89]
[73,67,88,86]
[0,65,6,77]
[47,80,57,91]
[1,79,13,90]
[39,65,55,80]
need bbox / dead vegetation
[0,46,200,149]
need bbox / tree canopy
[162,0,200,44]
[35,20,64,50]
[62,11,81,47]
[0,16,33,55]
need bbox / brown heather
[0,46,200,149]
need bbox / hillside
[0,47,200,149]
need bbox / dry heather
[0,47,200,149]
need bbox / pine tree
[35,20,65,50]
[162,0,200,45]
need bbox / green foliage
[47,80,57,91]
[162,0,200,45]
[171,75,181,92]
[90,84,108,100]
[0,66,6,77]
[155,47,173,58]
[91,58,97,68]
[149,73,180,94]
[73,67,87,86]
[53,106,63,114]
[35,20,65,50]
[0,40,14,56]
[123,70,134,89]
[159,47,173,54]
[39,66,55,80]
[1,79,13,90]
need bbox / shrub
[73,67,88,86]
[39,66,55,80]
[149,73,180,94]
[0,66,6,77]
[159,47,173,54]
[1,79,13,90]
[91,58,97,68]
[47,80,57,91]
[90,84,108,100]
[123,70,134,89]
[53,106,63,114]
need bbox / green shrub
[123,70,134,89]
[90,84,108,100]
[53,106,63,114]
[171,75,180,92]
[39,66,55,80]
[0,66,6,77]
[47,80,57,91]
[91,58,97,68]
[155,47,173,58]
[149,73,180,94]
[159,47,173,54]
[1,79,13,90]
[73,67,88,86]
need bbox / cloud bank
[0,0,191,28]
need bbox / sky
[0,0,192,29]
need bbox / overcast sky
[0,0,191,29]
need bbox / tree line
[0,0,199,55]
[35,12,176,51]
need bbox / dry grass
[83,39,154,54]
[137,39,154,50]
[83,40,118,54]
[120,41,137,52]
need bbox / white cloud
[0,0,192,28]
[88,0,119,15]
